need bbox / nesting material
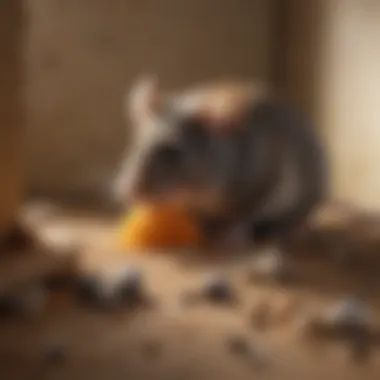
[201,273,235,303]
[226,335,269,369]
[300,298,372,342]
[75,265,146,310]
[117,202,202,252]
[248,248,292,284]
[0,229,79,299]
[109,265,144,304]
[324,297,370,328]
[299,298,376,363]
[0,284,47,318]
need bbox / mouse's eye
[181,117,209,151]
[148,144,184,185]
[149,145,185,178]
[155,145,182,165]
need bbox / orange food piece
[118,202,202,251]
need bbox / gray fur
[248,100,327,238]
[114,79,327,243]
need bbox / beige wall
[318,1,380,210]
[25,0,277,199]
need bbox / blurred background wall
[13,0,380,211]
[25,0,277,200]
[0,1,24,238]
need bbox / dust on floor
[1,201,380,380]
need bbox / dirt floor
[1,202,380,380]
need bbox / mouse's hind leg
[203,217,256,250]
[196,215,250,250]
[220,220,256,250]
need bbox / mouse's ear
[126,75,161,126]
